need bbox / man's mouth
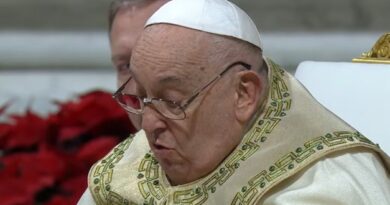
[152,141,175,159]
[153,141,172,150]
[154,143,167,150]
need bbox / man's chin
[152,150,184,172]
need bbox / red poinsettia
[0,90,134,205]
[1,111,50,150]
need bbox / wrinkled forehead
[130,24,215,84]
[134,24,211,61]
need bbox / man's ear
[234,71,263,123]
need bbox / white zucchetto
[145,0,262,49]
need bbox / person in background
[80,0,390,204]
[109,0,169,129]
[77,1,168,204]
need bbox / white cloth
[261,150,390,205]
[78,150,390,205]
[295,61,390,154]
[78,188,94,205]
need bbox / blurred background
[0,0,389,115]
[0,1,389,204]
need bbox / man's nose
[141,105,167,134]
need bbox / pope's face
[110,1,168,130]
[130,25,243,185]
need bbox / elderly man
[109,0,168,129]
[80,0,390,204]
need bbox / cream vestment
[78,59,390,204]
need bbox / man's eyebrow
[128,66,185,88]
[158,75,184,86]
[111,54,131,63]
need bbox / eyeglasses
[113,61,251,120]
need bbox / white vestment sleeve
[77,188,96,205]
[261,150,390,205]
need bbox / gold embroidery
[231,131,376,205]
[91,137,134,205]
[137,152,167,204]
[137,60,292,204]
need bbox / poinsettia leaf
[58,126,86,142]
[0,124,11,149]
[0,149,65,205]
[56,175,87,205]
[76,136,119,166]
[45,196,70,205]
[53,90,133,142]
[5,112,50,150]
[0,178,34,205]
